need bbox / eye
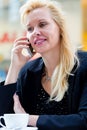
[27,26,33,32]
[39,22,47,28]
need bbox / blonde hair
[20,0,79,101]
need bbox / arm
[5,37,31,85]
[13,94,39,127]
[0,37,31,116]
[4,64,20,85]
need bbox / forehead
[26,7,52,25]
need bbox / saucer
[0,127,38,130]
[0,128,14,130]
[21,127,38,130]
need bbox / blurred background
[0,0,87,81]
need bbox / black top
[0,51,87,130]
[35,83,68,115]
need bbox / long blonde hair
[20,0,79,101]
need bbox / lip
[34,38,47,45]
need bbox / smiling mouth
[34,39,46,44]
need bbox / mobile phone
[27,38,36,57]
[27,44,33,57]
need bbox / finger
[13,40,30,48]
[14,37,28,43]
[12,45,32,60]
[12,45,29,53]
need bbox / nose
[33,27,41,36]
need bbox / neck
[41,45,60,77]
[45,72,51,81]
[43,57,59,77]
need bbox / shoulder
[18,57,44,76]
[76,50,87,73]
[77,50,87,62]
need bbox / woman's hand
[13,93,39,127]
[11,37,31,70]
[13,93,26,113]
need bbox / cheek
[43,29,51,37]
[49,25,60,38]
[51,29,60,44]
[53,27,60,39]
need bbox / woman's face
[26,7,60,54]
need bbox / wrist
[4,64,19,85]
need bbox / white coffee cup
[0,113,29,129]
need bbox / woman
[0,0,87,130]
